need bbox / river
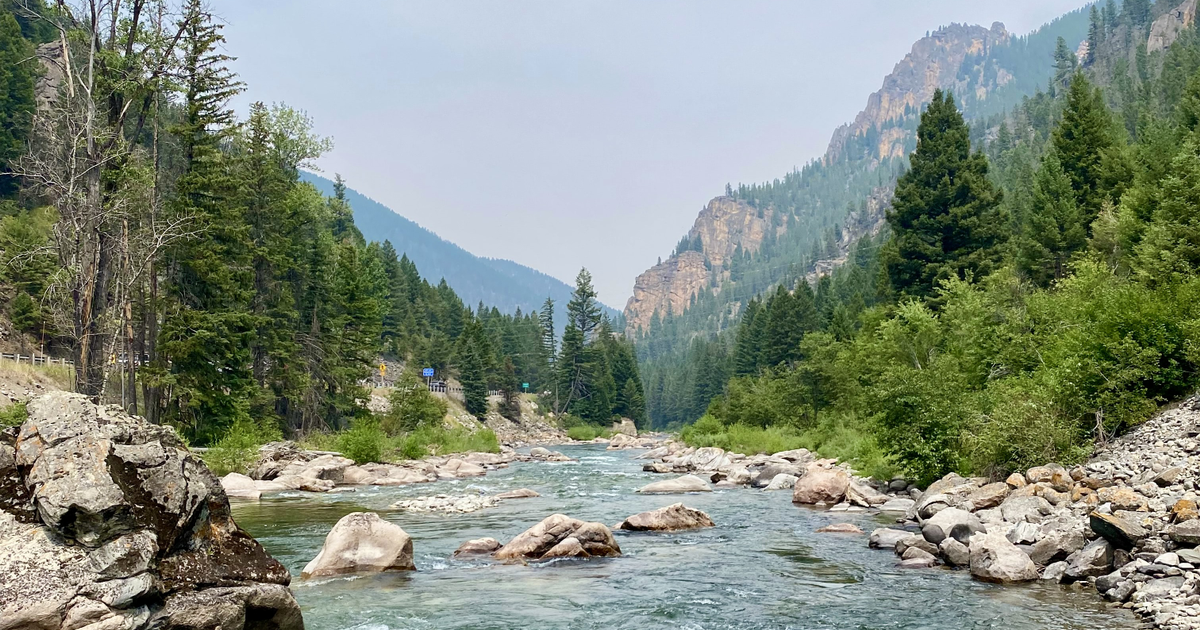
[232,443,1136,630]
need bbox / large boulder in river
[638,475,712,494]
[494,514,621,561]
[0,391,301,630]
[968,531,1039,583]
[792,462,850,505]
[617,503,714,532]
[302,512,414,578]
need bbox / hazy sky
[211,0,1087,307]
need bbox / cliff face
[624,23,1008,336]
[827,22,1011,163]
[1149,0,1197,53]
[689,196,777,269]
[624,195,781,334]
[625,251,710,335]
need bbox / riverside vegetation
[661,6,1200,488]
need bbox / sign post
[522,382,529,393]
[422,367,434,390]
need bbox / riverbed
[233,443,1136,630]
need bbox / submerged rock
[302,512,414,578]
[494,514,621,561]
[391,493,500,514]
[637,475,712,494]
[453,537,502,557]
[816,522,863,534]
[617,503,714,532]
[496,488,540,499]
[0,391,301,629]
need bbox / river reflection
[233,444,1135,630]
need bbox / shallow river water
[233,444,1137,630]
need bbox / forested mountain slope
[634,6,1093,428]
[303,172,618,326]
[666,0,1200,491]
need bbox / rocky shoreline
[0,392,302,630]
[620,400,1200,629]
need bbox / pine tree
[459,323,489,418]
[1087,5,1101,66]
[1015,152,1087,286]
[1052,73,1127,228]
[884,90,1004,300]
[1125,0,1151,29]
[498,356,522,422]
[733,298,763,375]
[566,268,601,339]
[156,0,252,442]
[0,9,34,198]
[1053,37,1078,91]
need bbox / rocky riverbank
[0,392,301,630]
[220,440,586,499]
[857,396,1200,630]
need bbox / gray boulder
[969,531,1039,583]
[1065,538,1113,580]
[940,538,970,567]
[763,473,799,491]
[999,495,1053,524]
[925,507,985,544]
[1,392,300,630]
[752,463,802,488]
[637,475,712,494]
[494,514,621,561]
[617,503,714,532]
[868,528,910,549]
[1133,576,1187,603]
[302,512,414,578]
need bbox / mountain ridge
[624,10,1091,344]
[301,172,618,324]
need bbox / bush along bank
[864,395,1200,630]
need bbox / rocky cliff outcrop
[624,250,710,335]
[1149,0,1197,53]
[827,22,1011,163]
[0,392,302,630]
[624,196,778,335]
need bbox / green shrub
[0,401,27,427]
[203,417,280,476]
[566,424,610,441]
[680,413,896,481]
[382,374,448,435]
[337,419,387,464]
[396,425,499,459]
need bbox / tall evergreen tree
[566,268,601,339]
[884,90,1004,300]
[1015,152,1086,286]
[0,9,34,198]
[1052,73,1128,227]
[1087,5,1101,66]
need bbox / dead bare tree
[13,0,193,400]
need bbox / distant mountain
[302,172,618,326]
[626,9,1091,350]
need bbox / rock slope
[864,395,1200,630]
[0,392,302,630]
